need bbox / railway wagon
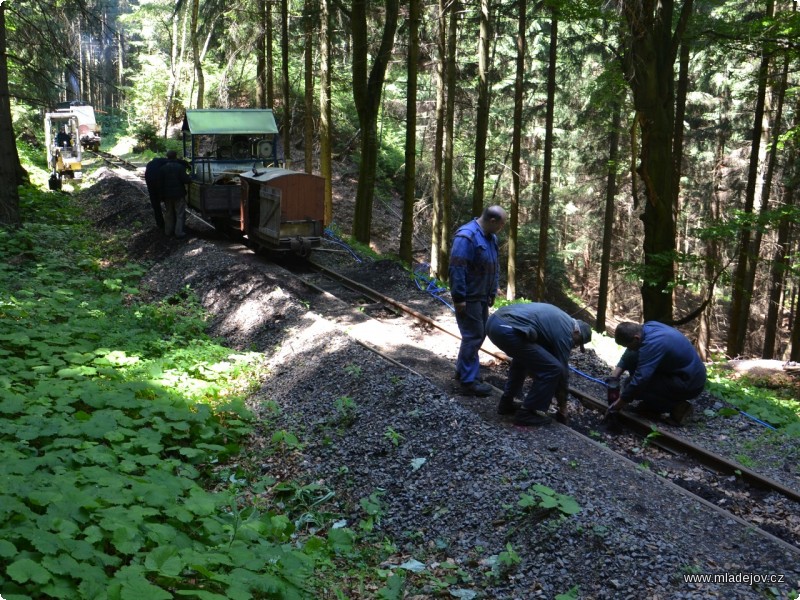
[239,168,325,256]
[182,108,281,226]
[182,108,325,255]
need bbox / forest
[2,0,800,361]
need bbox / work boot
[630,403,663,420]
[599,411,624,435]
[667,401,694,426]
[460,381,493,397]
[497,395,517,415]
[454,372,483,383]
[514,408,552,427]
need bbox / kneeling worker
[606,321,707,426]
[486,302,592,426]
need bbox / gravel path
[84,170,800,599]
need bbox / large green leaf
[144,546,185,577]
[7,558,52,584]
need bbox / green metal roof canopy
[182,109,279,135]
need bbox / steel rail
[84,149,140,171]
[567,387,800,504]
[309,259,800,507]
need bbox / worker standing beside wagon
[159,150,192,239]
[144,155,169,230]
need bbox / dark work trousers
[146,184,165,230]
[164,195,187,237]
[618,350,704,412]
[486,314,566,412]
[454,300,489,384]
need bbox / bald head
[479,205,507,235]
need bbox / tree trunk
[698,70,729,361]
[117,30,124,107]
[619,0,693,322]
[281,0,291,167]
[672,38,689,259]
[191,0,204,108]
[163,5,182,137]
[304,0,314,174]
[727,0,774,357]
[439,0,458,277]
[267,0,275,106]
[508,0,526,301]
[351,0,400,244]
[472,0,491,218]
[536,11,557,302]
[319,0,333,225]
[597,92,622,333]
[400,0,421,264]
[78,22,85,101]
[257,0,267,109]
[0,3,22,227]
[762,63,794,358]
[791,278,800,362]
[764,186,794,358]
[743,50,787,357]
[430,0,446,278]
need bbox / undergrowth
[706,365,800,437]
[0,185,395,599]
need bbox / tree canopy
[3,0,800,359]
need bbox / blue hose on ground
[412,263,454,311]
[569,366,608,387]
[568,366,777,430]
[323,228,365,263]
[737,411,777,430]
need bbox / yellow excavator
[44,112,82,190]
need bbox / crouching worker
[486,302,592,426]
[606,321,707,426]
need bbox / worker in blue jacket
[449,205,507,397]
[487,302,592,426]
[606,321,707,426]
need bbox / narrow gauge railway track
[287,259,405,320]
[291,258,800,552]
[85,149,140,171]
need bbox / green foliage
[496,543,521,569]
[706,366,800,437]
[376,572,406,599]
[11,101,44,143]
[493,295,533,309]
[359,490,386,533]
[517,485,582,517]
[130,120,167,153]
[15,140,49,172]
[0,183,383,599]
[642,426,662,447]
[344,363,363,378]
[334,395,358,426]
[556,585,581,600]
[383,426,404,447]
